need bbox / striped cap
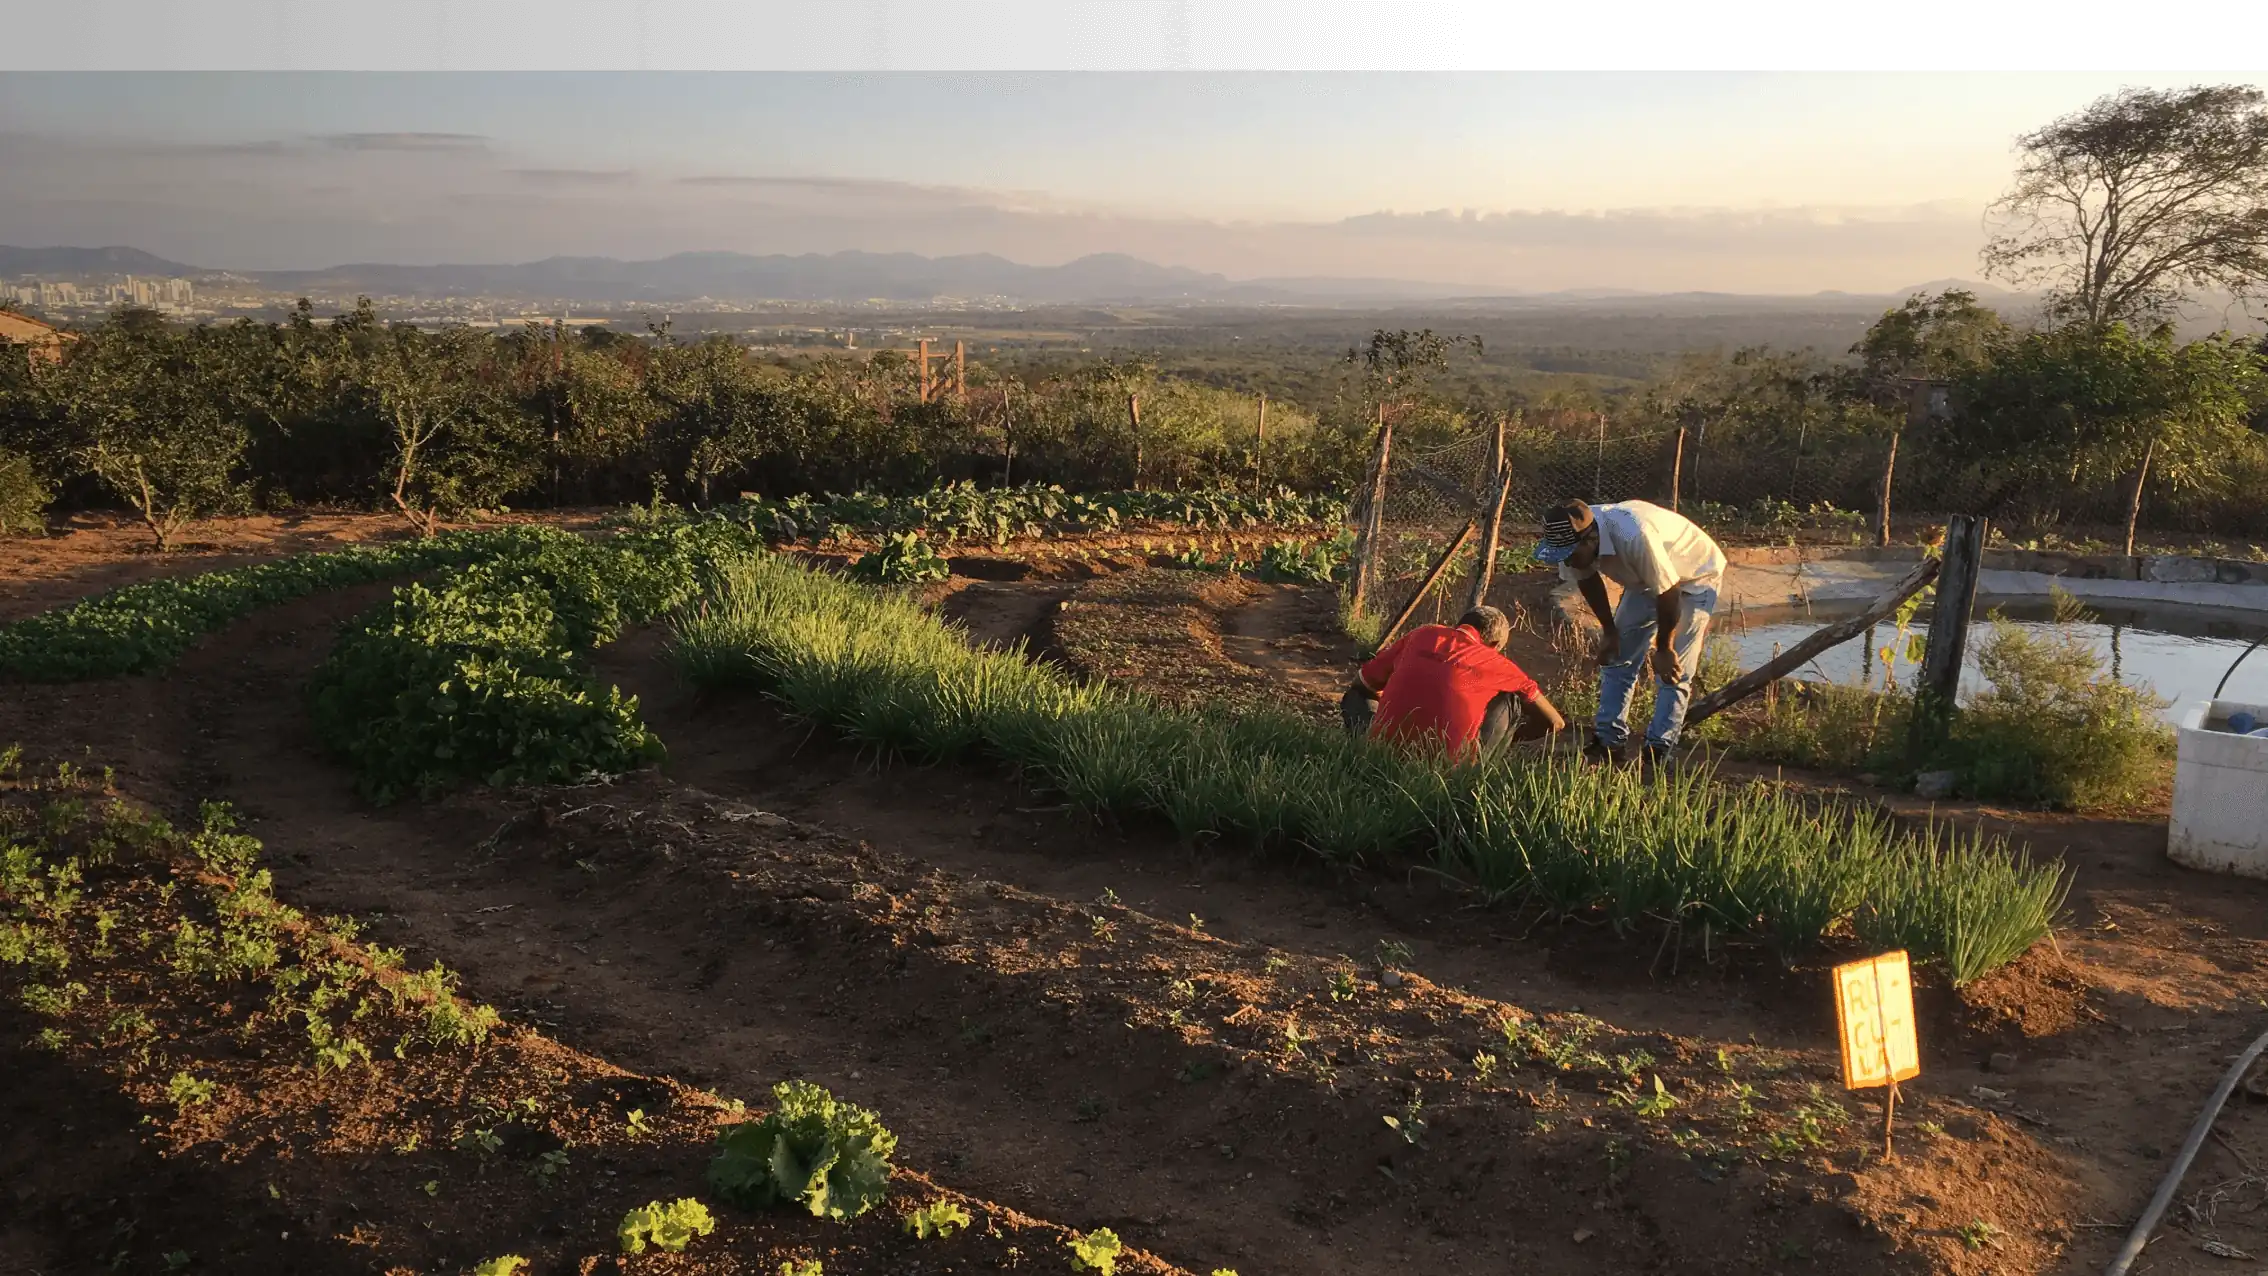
[1533,500,1594,564]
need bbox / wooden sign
[1834,950,1919,1091]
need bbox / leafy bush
[672,552,2068,984]
[306,520,762,802]
[617,1198,716,1254]
[849,531,950,584]
[707,1080,899,1221]
[1936,603,2173,809]
[0,528,541,682]
[0,449,48,535]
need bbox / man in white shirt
[1532,498,1725,764]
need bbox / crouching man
[1340,605,1567,758]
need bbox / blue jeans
[1596,584,1716,751]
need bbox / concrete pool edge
[1719,546,2268,615]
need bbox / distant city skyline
[4,72,2265,293]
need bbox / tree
[1983,85,2268,327]
[1847,290,2009,391]
[365,326,540,536]
[1948,322,2266,553]
[54,312,249,550]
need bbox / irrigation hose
[2103,1023,2268,1276]
[2213,636,2266,702]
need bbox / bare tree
[1983,85,2268,327]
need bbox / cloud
[315,132,489,152]
[511,167,637,185]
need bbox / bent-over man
[1340,605,1567,758]
[1532,498,1725,764]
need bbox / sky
[3,71,2265,293]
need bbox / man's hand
[1651,645,1681,684]
[1595,627,1620,667]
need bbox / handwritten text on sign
[1834,950,1920,1091]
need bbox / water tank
[2170,699,2268,877]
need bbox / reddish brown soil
[12,517,2268,1273]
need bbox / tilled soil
[11,541,2268,1273]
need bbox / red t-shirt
[1359,623,1541,755]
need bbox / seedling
[455,1127,503,1158]
[1631,1076,1678,1118]
[1089,915,1117,942]
[1262,954,1289,975]
[167,1071,216,1108]
[903,1199,972,1239]
[1168,979,1196,1002]
[1328,970,1358,1003]
[529,1148,568,1185]
[1068,1228,1124,1275]
[1958,1219,1999,1250]
[1383,1093,1427,1146]
[1471,1050,1499,1083]
[626,1108,653,1137]
[780,1262,823,1276]
[1282,1020,1309,1057]
[471,1258,528,1276]
[1374,939,1414,971]
[617,1198,716,1255]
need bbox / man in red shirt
[1341,606,1567,758]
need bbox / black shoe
[1641,743,1675,770]
[1583,739,1620,765]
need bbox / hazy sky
[4,71,2264,291]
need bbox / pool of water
[1716,597,2268,723]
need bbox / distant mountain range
[0,243,2027,310]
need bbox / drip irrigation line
[2103,1022,2268,1276]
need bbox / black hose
[2104,1023,2268,1276]
[2214,636,2267,702]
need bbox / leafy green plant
[470,1258,528,1276]
[617,1197,716,1255]
[780,1261,823,1276]
[1257,533,1348,584]
[0,448,49,536]
[903,1199,972,1239]
[707,1080,898,1220]
[167,1070,216,1108]
[0,528,536,681]
[1067,1228,1125,1275]
[849,531,951,584]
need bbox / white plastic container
[2169,699,2268,877]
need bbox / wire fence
[1345,409,2268,636]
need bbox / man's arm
[1512,688,1568,741]
[1576,573,1617,665]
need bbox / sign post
[1833,949,1920,1159]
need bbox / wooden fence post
[1128,393,1143,490]
[954,340,966,405]
[1255,393,1268,493]
[1670,424,1687,513]
[917,338,932,403]
[1908,514,1988,757]
[1383,520,1478,648]
[1347,411,1396,618]
[1463,412,1512,613]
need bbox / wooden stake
[1910,514,1988,755]
[1380,520,1478,648]
[1883,1079,1900,1160]
[917,338,932,403]
[1128,392,1144,490]
[1463,413,1512,614]
[1685,554,1942,728]
[1255,394,1268,492]
[954,340,966,404]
